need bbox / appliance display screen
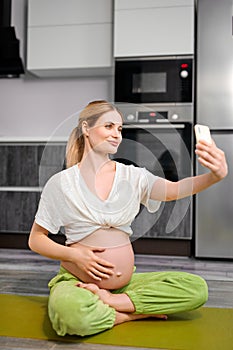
[132,72,167,93]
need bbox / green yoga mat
[1,294,233,350]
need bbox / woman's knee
[48,283,115,336]
[48,303,90,337]
[191,275,208,308]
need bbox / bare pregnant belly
[61,228,135,290]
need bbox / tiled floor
[0,248,233,349]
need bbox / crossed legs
[48,268,208,337]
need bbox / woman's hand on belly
[62,241,135,289]
[66,244,115,282]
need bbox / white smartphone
[194,124,212,143]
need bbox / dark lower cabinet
[0,141,66,248]
[0,143,66,187]
[0,191,40,232]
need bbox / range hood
[0,0,24,78]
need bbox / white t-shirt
[35,162,161,244]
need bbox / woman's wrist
[65,245,80,263]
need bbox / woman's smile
[107,140,120,147]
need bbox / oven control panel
[138,111,168,123]
[121,104,193,124]
[125,111,168,124]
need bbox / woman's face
[85,110,123,155]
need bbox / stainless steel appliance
[196,0,233,258]
[112,103,194,255]
[115,57,193,104]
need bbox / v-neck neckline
[74,161,119,204]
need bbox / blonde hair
[66,100,123,168]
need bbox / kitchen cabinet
[0,191,40,233]
[0,141,66,246]
[27,0,113,77]
[114,0,194,57]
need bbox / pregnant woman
[29,100,228,337]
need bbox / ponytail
[66,125,84,168]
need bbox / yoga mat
[0,294,233,350]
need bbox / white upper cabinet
[27,0,113,77]
[114,0,194,57]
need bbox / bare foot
[76,282,112,304]
[76,282,167,320]
[115,312,167,326]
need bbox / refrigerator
[195,0,233,258]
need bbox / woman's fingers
[195,140,228,179]
[89,267,112,280]
[76,246,115,279]
[95,256,115,269]
[90,261,115,279]
[84,249,115,279]
[85,265,113,281]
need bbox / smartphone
[194,124,212,143]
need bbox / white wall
[0,0,113,139]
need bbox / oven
[115,56,193,104]
[111,104,194,254]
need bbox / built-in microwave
[115,57,193,104]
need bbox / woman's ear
[82,121,89,137]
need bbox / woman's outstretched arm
[150,139,228,202]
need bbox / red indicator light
[181,63,188,69]
[149,112,156,117]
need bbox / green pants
[48,266,208,337]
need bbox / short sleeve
[140,168,161,213]
[35,174,64,233]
